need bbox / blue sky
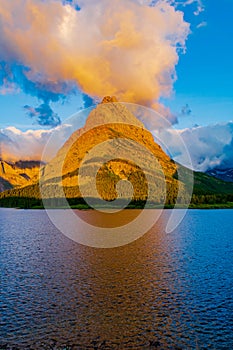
[165,0,233,128]
[0,0,232,130]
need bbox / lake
[1,209,233,349]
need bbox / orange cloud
[0,0,190,111]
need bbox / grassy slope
[193,171,233,195]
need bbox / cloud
[82,94,95,109]
[0,127,51,161]
[0,125,75,162]
[0,62,78,127]
[197,21,207,29]
[0,79,20,95]
[153,122,233,172]
[183,0,204,15]
[181,103,192,116]
[0,0,190,124]
[222,136,233,169]
[0,63,72,102]
[168,0,204,16]
[24,103,61,127]
[1,120,232,173]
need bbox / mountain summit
[101,96,118,104]
[85,96,144,130]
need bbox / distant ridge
[206,168,233,183]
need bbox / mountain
[40,96,184,204]
[0,160,41,192]
[206,168,233,183]
[0,97,233,208]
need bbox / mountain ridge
[0,98,233,208]
[206,168,233,183]
[0,160,41,193]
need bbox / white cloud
[153,122,233,171]
[197,21,207,29]
[172,0,204,16]
[1,121,233,173]
[185,0,204,15]
[0,125,74,162]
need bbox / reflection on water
[1,209,233,349]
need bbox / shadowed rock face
[0,176,13,192]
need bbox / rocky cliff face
[0,160,41,192]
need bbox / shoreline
[1,203,233,210]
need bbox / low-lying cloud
[154,122,233,171]
[1,122,232,172]
[0,125,74,162]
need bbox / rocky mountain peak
[85,97,144,130]
[101,96,118,104]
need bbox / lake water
[1,209,233,349]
